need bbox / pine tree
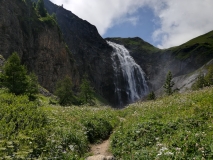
[163,71,175,95]
[54,76,76,106]
[0,52,29,95]
[79,76,95,105]
[0,53,39,99]
[147,91,156,100]
[27,72,39,100]
[36,0,47,17]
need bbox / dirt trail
[90,139,113,156]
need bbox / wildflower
[160,147,168,152]
[69,145,74,151]
[157,152,162,156]
[165,151,174,156]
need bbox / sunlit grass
[0,86,213,159]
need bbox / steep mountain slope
[107,31,213,91]
[40,0,123,106]
[0,0,78,92]
[1,0,212,106]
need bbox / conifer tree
[163,71,175,95]
[79,76,95,105]
[0,52,39,99]
[54,76,76,106]
[147,91,156,100]
[27,72,39,100]
[0,52,28,95]
[36,0,47,17]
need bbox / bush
[0,92,48,159]
[83,117,113,143]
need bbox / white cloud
[149,0,213,48]
[51,0,146,34]
[51,0,213,48]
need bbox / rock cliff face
[0,0,78,92]
[42,0,120,106]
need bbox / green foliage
[167,30,213,60]
[26,72,39,100]
[0,53,38,99]
[205,65,213,86]
[147,91,156,100]
[110,87,213,159]
[0,86,213,159]
[54,76,77,106]
[0,92,48,159]
[83,117,113,143]
[36,0,47,17]
[192,73,206,90]
[0,52,29,95]
[79,76,95,105]
[39,14,57,27]
[163,71,175,95]
[192,65,213,90]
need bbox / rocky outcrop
[0,0,78,92]
[41,0,121,106]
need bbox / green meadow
[0,86,213,159]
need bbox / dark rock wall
[0,0,78,92]
[43,0,120,106]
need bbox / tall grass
[0,87,213,159]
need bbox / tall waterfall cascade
[107,41,149,106]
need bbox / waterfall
[107,41,149,106]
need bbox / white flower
[69,145,74,151]
[165,151,174,156]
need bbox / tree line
[0,52,95,106]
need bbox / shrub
[83,117,113,143]
[0,92,48,159]
[192,73,206,90]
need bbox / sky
[51,0,213,49]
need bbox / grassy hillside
[106,37,160,54]
[166,30,213,60]
[0,87,213,159]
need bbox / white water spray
[107,41,149,106]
